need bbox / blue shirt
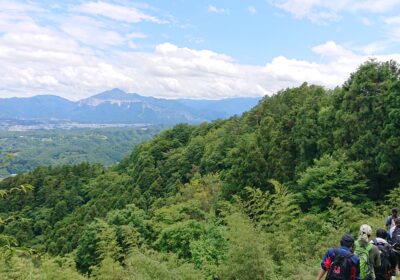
[321,246,360,280]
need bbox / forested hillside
[1,60,400,279]
[0,127,161,177]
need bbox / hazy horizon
[0,88,262,102]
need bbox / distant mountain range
[0,89,261,125]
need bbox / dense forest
[1,60,400,279]
[0,126,162,177]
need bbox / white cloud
[75,1,166,24]
[60,16,126,47]
[1,1,400,101]
[0,9,399,102]
[248,6,257,14]
[312,41,355,59]
[95,44,261,99]
[383,16,400,42]
[0,0,43,12]
[361,17,372,26]
[208,5,230,15]
[349,0,400,13]
[128,41,138,49]
[361,41,390,55]
[187,36,205,44]
[270,0,400,22]
[272,0,338,22]
[2,27,398,101]
[127,32,147,39]
[385,16,400,25]
[264,56,345,88]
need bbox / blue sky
[1,0,400,100]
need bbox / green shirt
[355,239,381,280]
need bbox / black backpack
[372,240,393,280]
[326,249,353,280]
[392,228,400,244]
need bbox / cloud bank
[270,0,400,22]
[0,1,400,100]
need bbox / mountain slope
[0,89,261,124]
[73,89,205,124]
[0,95,74,119]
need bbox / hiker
[386,208,398,240]
[354,224,381,280]
[316,234,360,280]
[390,218,400,277]
[390,218,400,244]
[370,228,396,280]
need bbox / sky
[1,0,400,100]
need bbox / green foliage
[241,180,300,232]
[0,126,161,177]
[0,184,34,260]
[75,222,102,274]
[385,184,400,207]
[190,222,227,276]
[223,133,269,196]
[335,60,400,197]
[297,152,368,210]
[1,60,400,278]
[218,212,275,280]
[155,220,206,259]
[327,197,367,234]
[90,256,128,280]
[124,248,205,280]
[0,255,86,280]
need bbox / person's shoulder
[350,254,359,264]
[326,248,335,255]
[371,243,380,250]
[369,243,381,254]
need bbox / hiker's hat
[359,224,372,240]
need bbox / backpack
[326,249,353,280]
[391,227,400,244]
[354,240,373,280]
[372,240,392,280]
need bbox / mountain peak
[0,89,260,124]
[93,88,130,100]
[80,89,144,107]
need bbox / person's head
[359,224,372,241]
[393,208,398,217]
[376,228,388,240]
[340,234,355,249]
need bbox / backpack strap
[356,240,373,251]
[336,248,353,259]
[344,251,353,258]
[372,239,385,247]
[333,248,338,257]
